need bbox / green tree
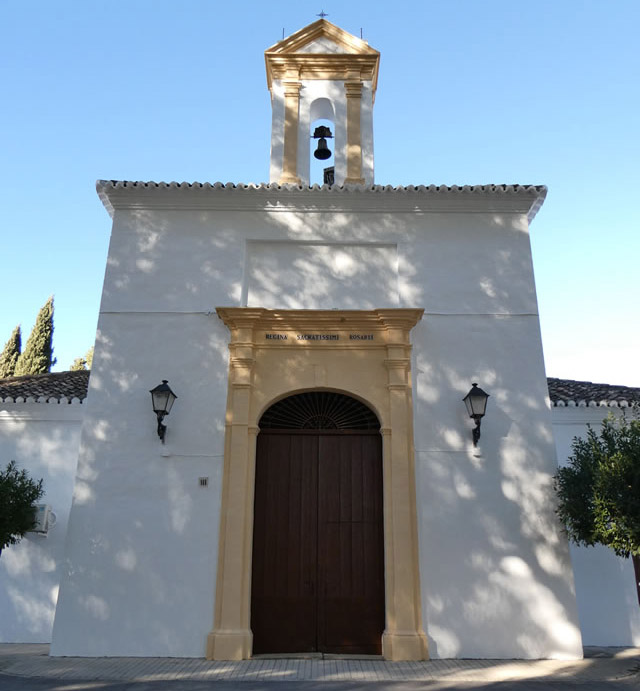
[0,325,21,378]
[85,345,94,370]
[14,297,56,376]
[555,414,640,558]
[69,345,94,371]
[0,461,44,554]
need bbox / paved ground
[0,644,638,688]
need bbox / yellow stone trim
[266,19,379,56]
[265,19,380,95]
[267,57,379,89]
[217,307,422,332]
[279,81,302,185]
[344,80,364,185]
[208,308,428,661]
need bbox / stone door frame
[206,308,429,661]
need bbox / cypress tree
[0,326,21,378]
[14,297,56,375]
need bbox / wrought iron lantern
[149,380,177,443]
[462,383,490,446]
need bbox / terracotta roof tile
[97,180,546,193]
[547,377,640,408]
[0,370,89,403]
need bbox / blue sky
[1,1,638,386]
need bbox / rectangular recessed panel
[245,242,398,309]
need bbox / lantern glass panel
[150,381,177,414]
[164,392,176,415]
[463,396,475,418]
[463,384,489,418]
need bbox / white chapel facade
[41,20,590,660]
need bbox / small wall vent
[199,477,209,488]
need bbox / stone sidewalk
[0,644,639,684]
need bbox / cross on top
[316,10,329,19]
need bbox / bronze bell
[312,125,333,160]
[314,137,331,160]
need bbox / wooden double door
[251,430,385,655]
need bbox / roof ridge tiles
[0,370,90,404]
[97,180,547,194]
[547,376,640,407]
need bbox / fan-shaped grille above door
[259,391,380,430]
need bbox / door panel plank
[317,434,384,654]
[251,433,318,653]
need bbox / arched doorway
[251,391,385,655]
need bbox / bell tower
[265,19,380,186]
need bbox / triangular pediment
[265,19,378,56]
[265,19,380,93]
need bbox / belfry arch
[307,97,338,186]
[207,308,429,661]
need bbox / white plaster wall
[552,408,640,646]
[413,315,581,658]
[50,312,227,656]
[402,206,581,657]
[0,403,82,642]
[52,190,582,658]
[94,205,538,317]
